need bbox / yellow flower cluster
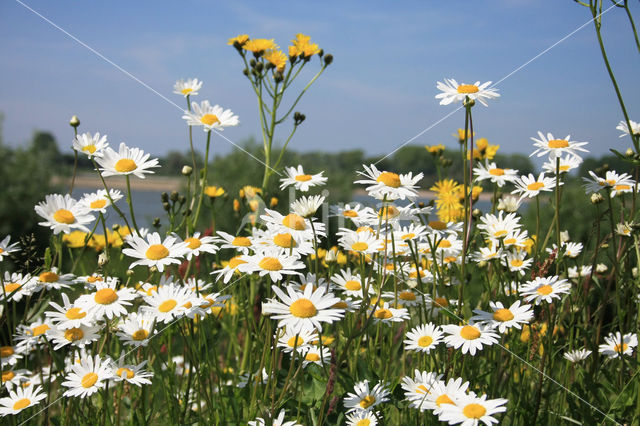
[62,226,133,251]
[468,137,500,160]
[228,33,321,73]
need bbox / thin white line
[374,2,618,165]
[14,0,281,177]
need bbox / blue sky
[1,0,639,164]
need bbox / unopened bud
[97,252,108,267]
[463,98,475,107]
[69,115,80,128]
[324,54,333,66]
[590,193,604,204]
[126,269,135,276]
[161,192,169,203]
[270,197,278,208]
[472,208,482,218]
[274,71,284,83]
[182,165,193,176]
[112,224,120,231]
[560,230,570,243]
[152,218,161,228]
[163,202,171,211]
[170,191,179,202]
[626,148,634,157]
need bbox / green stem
[192,131,212,230]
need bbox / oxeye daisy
[1,368,31,388]
[511,173,557,200]
[426,219,463,237]
[79,189,123,214]
[142,281,197,323]
[62,354,114,399]
[182,100,239,132]
[279,165,328,192]
[343,380,390,413]
[13,319,52,351]
[330,268,374,298]
[110,358,153,387]
[502,251,532,276]
[476,212,521,241]
[473,161,518,187]
[423,377,469,414]
[76,280,137,320]
[370,302,410,325]
[95,142,160,179]
[34,267,76,291]
[496,195,522,213]
[355,164,423,201]
[338,229,383,255]
[291,195,325,218]
[519,276,571,305]
[174,78,203,97]
[0,384,47,417]
[542,155,582,175]
[45,293,94,329]
[240,249,305,282]
[563,348,592,363]
[0,236,19,261]
[598,332,637,358]
[276,325,318,353]
[237,368,270,388]
[254,229,314,256]
[616,119,640,138]
[435,79,499,107]
[179,232,218,260]
[261,284,344,331]
[546,241,583,259]
[530,131,589,161]
[0,346,23,367]
[471,300,533,333]
[72,132,108,158]
[442,322,499,356]
[382,289,423,307]
[46,324,101,350]
[261,209,326,240]
[1,272,35,302]
[216,231,254,254]
[404,323,444,353]
[345,411,380,426]
[123,232,190,272]
[116,312,156,347]
[438,393,508,426]
[330,203,371,226]
[211,255,248,283]
[35,193,95,235]
[301,346,331,367]
[401,370,443,408]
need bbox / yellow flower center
[560,165,570,172]
[460,325,481,340]
[273,233,297,248]
[289,298,317,318]
[295,174,312,182]
[90,199,107,209]
[287,336,304,347]
[418,336,433,347]
[536,284,553,295]
[181,88,193,95]
[462,403,487,419]
[116,367,135,379]
[548,139,569,149]
[378,205,400,220]
[53,209,75,224]
[489,168,505,176]
[343,210,358,218]
[65,307,87,320]
[228,256,247,269]
[94,288,118,305]
[31,324,50,336]
[504,238,517,245]
[282,213,306,231]
[81,372,98,388]
[438,240,452,248]
[39,271,59,283]
[374,308,393,319]
[114,159,137,173]
[345,280,361,291]
[359,395,376,409]
[615,184,631,191]
[64,327,84,342]
[333,301,348,309]
[399,291,416,301]
[527,182,544,191]
[305,353,321,362]
[457,84,479,94]
[434,297,448,307]
[2,370,16,382]
[376,172,401,188]
[493,308,515,322]
[4,283,21,293]
[357,420,371,426]
[258,257,283,271]
[614,343,629,353]
[429,220,447,230]
[82,145,97,154]
[401,233,416,240]
[200,114,220,126]
[494,230,508,238]
[132,329,149,341]
[87,276,103,283]
[146,244,169,260]
[231,236,251,247]
[158,299,177,313]
[0,346,14,357]
[13,398,31,411]
[351,242,369,251]
[185,237,201,249]
[436,394,454,407]
[510,259,524,267]
[416,384,430,394]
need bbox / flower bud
[170,191,179,202]
[97,252,108,267]
[149,266,158,274]
[69,115,80,128]
[324,54,333,66]
[590,193,604,204]
[161,192,169,203]
[126,269,135,276]
[182,165,193,176]
[112,224,120,231]
[560,230,570,243]
[463,98,475,107]
[270,197,278,208]
[472,208,482,218]
[152,218,161,228]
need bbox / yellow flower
[269,197,278,208]
[337,252,347,265]
[263,49,287,72]
[233,199,240,212]
[455,128,475,143]
[204,186,225,198]
[524,236,536,254]
[62,231,88,248]
[88,234,107,251]
[425,144,445,155]
[228,34,250,46]
[240,185,262,198]
[289,33,320,57]
[468,138,500,160]
[243,39,277,53]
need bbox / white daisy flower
[276,325,318,353]
[76,280,137,320]
[530,131,589,161]
[330,269,374,298]
[174,78,203,97]
[215,231,254,254]
[345,411,379,426]
[0,384,47,417]
[338,229,383,255]
[568,265,592,279]
[79,189,123,214]
[496,195,522,213]
[502,251,532,276]
[330,203,372,226]
[95,142,160,179]
[261,284,344,332]
[180,231,218,260]
[62,354,114,399]
[0,236,20,261]
[35,193,95,235]
[240,249,306,282]
[616,119,640,138]
[370,302,410,325]
[1,272,36,302]
[0,369,31,388]
[279,165,328,192]
[301,346,331,367]
[13,319,51,352]
[123,232,190,272]
[33,267,76,291]
[182,100,239,132]
[248,409,301,426]
[404,323,444,353]
[343,380,390,413]
[472,246,503,263]
[260,209,326,240]
[473,161,518,187]
[519,276,571,305]
[563,348,592,363]
[291,195,325,218]
[110,358,153,387]
[355,164,423,201]
[401,370,443,407]
[237,368,269,388]
[435,79,499,107]
[46,324,101,350]
[471,300,533,333]
[116,312,156,347]
[141,281,196,324]
[598,331,637,358]
[511,173,557,200]
[477,212,521,240]
[423,377,470,414]
[442,322,499,356]
[211,255,247,283]
[72,132,108,158]
[382,289,423,307]
[542,155,582,175]
[426,219,463,237]
[0,346,23,367]
[44,293,94,329]
[500,229,529,249]
[438,393,508,426]
[253,229,315,257]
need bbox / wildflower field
[2,2,640,425]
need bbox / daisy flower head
[96,142,160,179]
[276,325,318,353]
[79,189,123,214]
[1,272,35,302]
[76,280,137,320]
[0,384,47,417]
[435,79,499,107]
[438,393,508,426]
[496,195,522,213]
[542,154,582,175]
[511,173,557,200]
[261,284,344,331]
[330,269,374,298]
[502,250,532,276]
[477,211,521,241]
[370,302,410,326]
[180,231,218,260]
[423,377,470,414]
[142,281,197,323]
[34,267,76,291]
[0,345,23,367]
[47,323,101,350]
[519,275,571,305]
[260,209,326,240]
[473,161,518,187]
[62,354,114,399]
[116,311,156,347]
[471,300,533,333]
[240,248,306,282]
[338,229,383,255]
[0,235,20,261]
[123,232,190,272]
[563,348,592,363]
[110,359,153,387]
[215,231,254,254]
[382,288,423,307]
[291,194,325,218]
[330,203,372,226]
[598,332,637,358]
[35,193,95,235]
[401,370,443,408]
[355,164,423,201]
[182,100,239,132]
[211,255,247,283]
[301,346,331,367]
[530,131,589,161]
[343,380,391,414]
[346,411,379,426]
[616,119,640,138]
[14,319,52,352]
[72,132,108,158]
[404,323,444,353]
[442,322,499,356]
[173,78,203,97]
[279,165,328,192]
[45,293,94,329]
